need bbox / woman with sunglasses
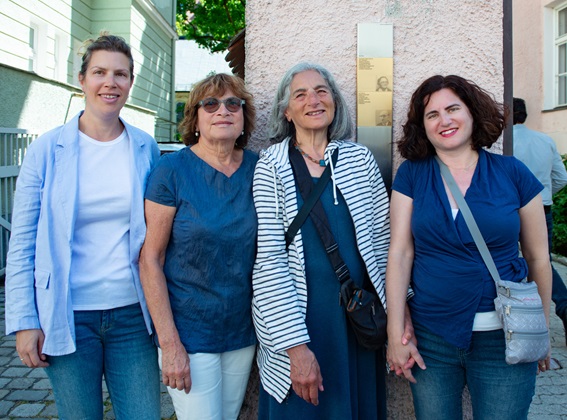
[140,73,257,420]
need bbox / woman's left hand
[538,346,551,373]
[287,344,324,405]
[538,356,550,373]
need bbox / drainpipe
[64,92,84,123]
[503,0,513,155]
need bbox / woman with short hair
[5,33,161,418]
[140,73,257,420]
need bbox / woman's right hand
[387,336,425,383]
[287,344,324,405]
[161,342,192,393]
[16,329,49,368]
[388,305,425,383]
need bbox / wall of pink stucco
[513,0,567,153]
[246,0,505,166]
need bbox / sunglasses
[198,97,245,113]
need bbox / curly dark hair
[398,75,507,160]
[178,73,256,148]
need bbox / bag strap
[435,156,502,284]
[287,143,350,285]
[284,144,337,249]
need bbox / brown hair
[398,75,507,160]
[79,32,134,81]
[179,73,256,147]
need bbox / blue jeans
[45,303,160,420]
[546,210,567,317]
[410,322,537,420]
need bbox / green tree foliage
[553,155,567,256]
[177,0,245,53]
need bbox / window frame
[555,3,567,106]
[28,25,38,73]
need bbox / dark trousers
[546,210,567,317]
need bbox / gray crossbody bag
[436,156,550,364]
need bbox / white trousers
[158,345,255,420]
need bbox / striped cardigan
[252,137,390,402]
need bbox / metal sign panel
[357,23,394,189]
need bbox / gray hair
[268,62,353,142]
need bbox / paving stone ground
[0,286,175,420]
[1,261,567,419]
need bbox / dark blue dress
[258,179,386,419]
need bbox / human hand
[401,304,416,347]
[537,346,551,374]
[387,303,426,383]
[394,307,418,375]
[387,335,425,383]
[16,329,49,368]
[393,304,421,375]
[161,342,191,393]
[287,344,324,405]
[537,356,550,373]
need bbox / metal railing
[0,128,38,277]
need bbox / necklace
[445,157,479,171]
[294,142,326,167]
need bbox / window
[53,33,69,82]
[27,20,49,77]
[72,39,84,85]
[557,4,567,105]
[28,25,38,72]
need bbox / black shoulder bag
[285,142,387,350]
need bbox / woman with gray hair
[252,62,391,418]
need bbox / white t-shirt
[70,130,138,310]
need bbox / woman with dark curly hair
[140,73,257,419]
[386,75,551,419]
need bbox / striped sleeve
[252,156,310,354]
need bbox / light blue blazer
[5,112,161,356]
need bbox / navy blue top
[145,147,258,353]
[392,150,543,348]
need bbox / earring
[241,130,244,136]
[195,131,199,137]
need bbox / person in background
[140,73,257,420]
[387,75,551,419]
[5,33,161,418]
[513,97,567,346]
[252,62,394,419]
